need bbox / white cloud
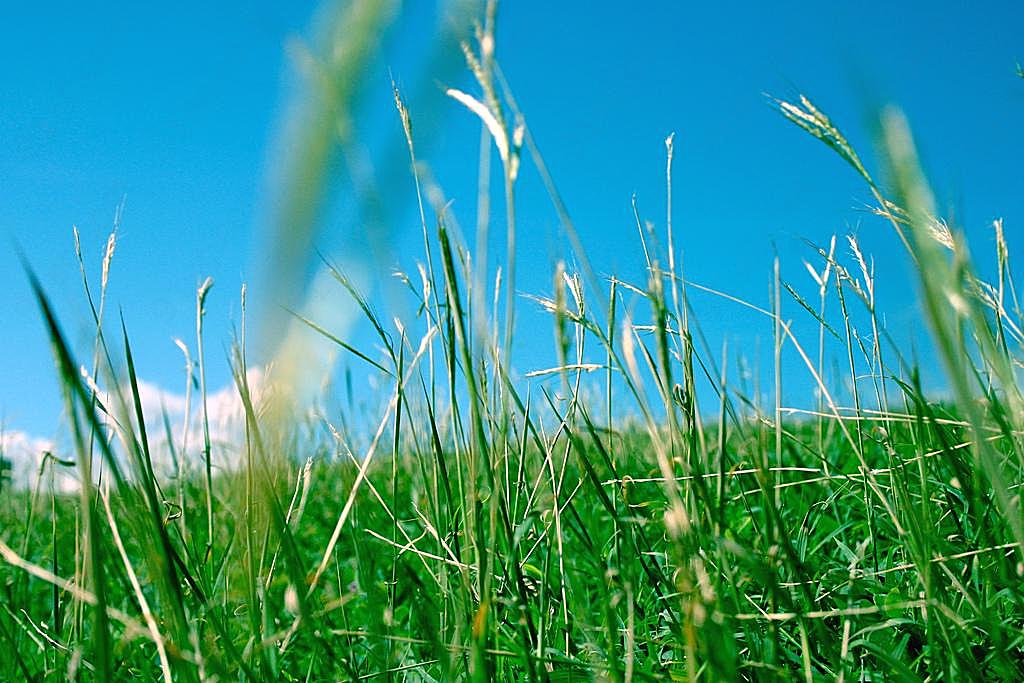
[134,377,188,417]
[129,366,270,479]
[2,366,270,491]
[0,430,79,493]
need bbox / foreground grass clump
[3,14,1024,683]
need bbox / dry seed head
[773,94,872,184]
[525,363,602,378]
[927,216,955,250]
[391,80,413,143]
[416,263,431,301]
[459,40,486,88]
[973,280,1000,312]
[526,293,558,315]
[564,271,584,314]
[101,232,117,290]
[823,234,836,286]
[79,365,103,397]
[847,235,873,296]
[197,276,214,311]
[869,197,910,224]
[994,218,1008,265]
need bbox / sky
[2,1,1023,448]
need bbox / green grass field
[3,6,1024,681]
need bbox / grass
[3,5,1024,681]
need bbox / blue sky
[2,1,1023,437]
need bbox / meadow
[2,6,1024,681]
